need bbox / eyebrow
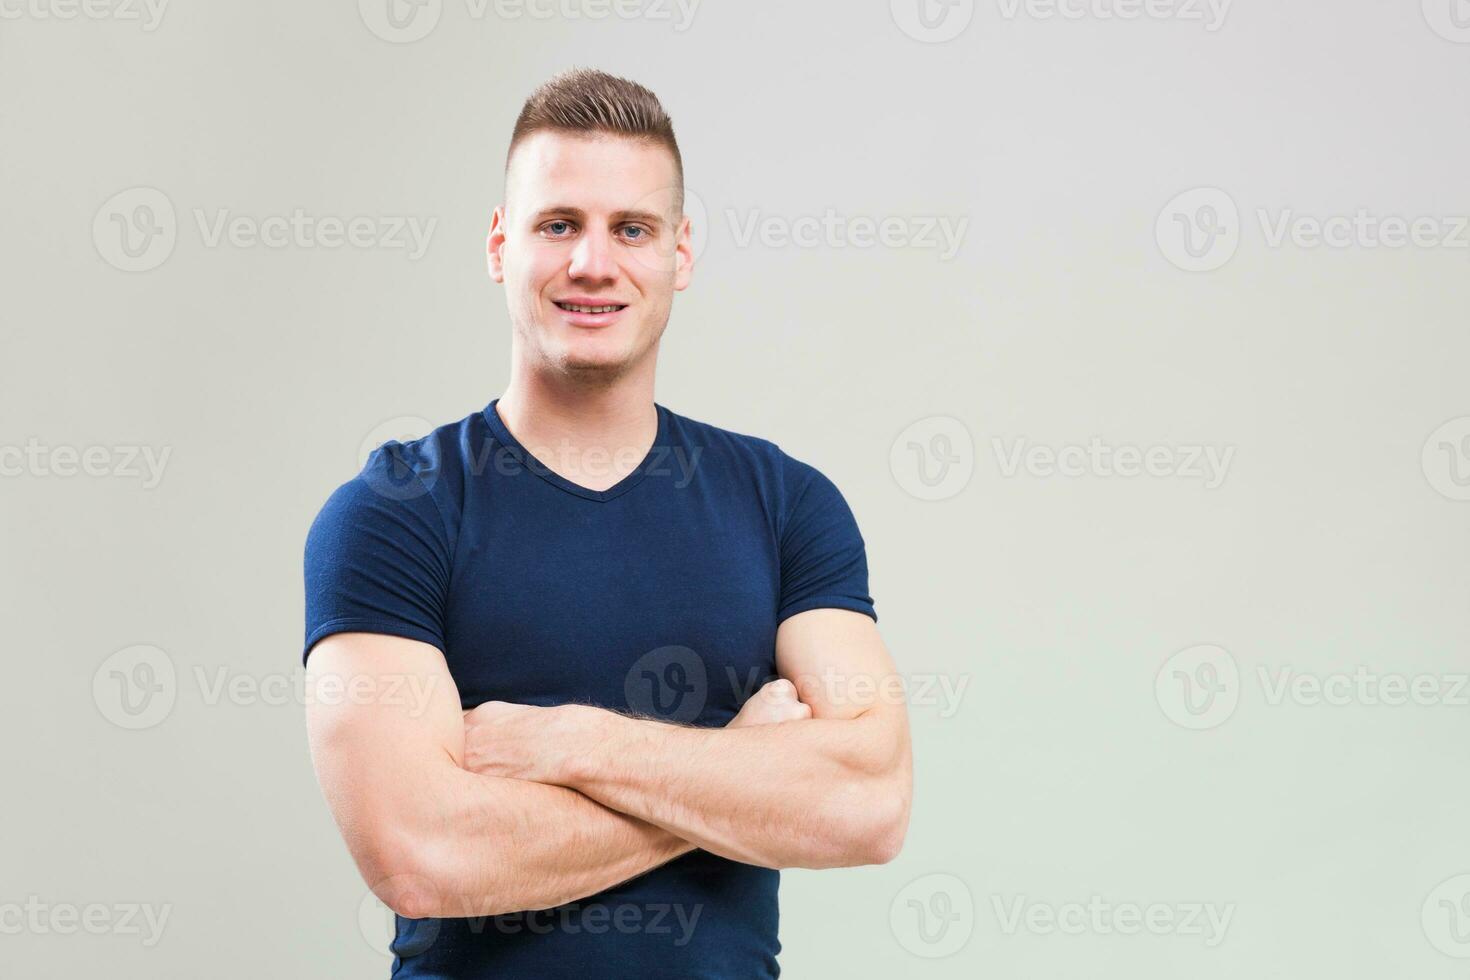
[529,206,667,226]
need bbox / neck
[494,366,659,491]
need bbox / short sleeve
[302,442,453,665]
[776,455,877,625]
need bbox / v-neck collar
[482,397,670,503]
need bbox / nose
[567,227,618,284]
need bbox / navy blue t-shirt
[303,397,877,979]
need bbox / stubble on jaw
[562,332,666,389]
[518,306,670,390]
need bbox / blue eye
[623,226,646,241]
[546,221,571,235]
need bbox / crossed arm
[303,609,912,920]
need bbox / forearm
[381,760,694,918]
[555,709,909,870]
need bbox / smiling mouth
[555,301,628,314]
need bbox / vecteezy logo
[625,645,708,723]
[890,416,974,501]
[93,187,177,272]
[629,186,709,275]
[1156,187,1240,272]
[358,415,437,501]
[890,873,974,958]
[93,644,177,730]
[890,0,974,42]
[1423,0,1470,42]
[1422,874,1470,957]
[359,0,442,43]
[1422,416,1470,501]
[1155,644,1239,730]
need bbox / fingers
[465,700,531,720]
[730,678,811,726]
[761,678,798,703]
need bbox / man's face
[488,131,693,384]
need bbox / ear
[673,211,694,292]
[487,206,508,283]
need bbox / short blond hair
[506,68,683,209]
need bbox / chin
[553,342,638,378]
[521,314,658,380]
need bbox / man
[301,68,912,979]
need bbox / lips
[553,299,628,328]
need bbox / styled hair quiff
[505,68,684,211]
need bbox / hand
[462,701,589,783]
[461,679,810,783]
[728,678,812,728]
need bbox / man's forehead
[507,131,680,215]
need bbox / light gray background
[3,0,1468,976]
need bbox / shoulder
[660,404,845,525]
[307,407,490,546]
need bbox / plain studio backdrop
[2,1,1467,976]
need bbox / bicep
[774,608,903,723]
[303,632,466,878]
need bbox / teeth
[561,303,622,314]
